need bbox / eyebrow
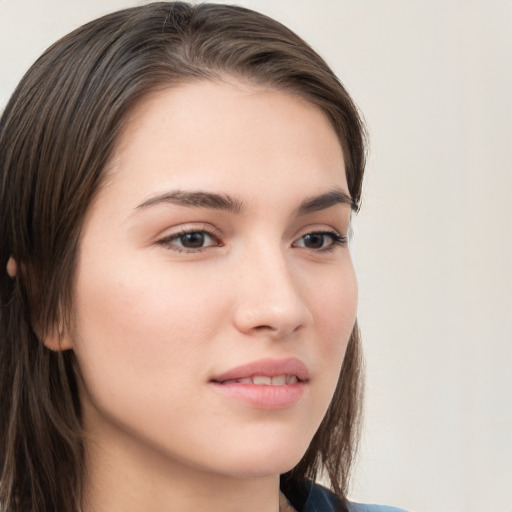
[296,189,356,215]
[135,190,244,214]
[133,187,355,216]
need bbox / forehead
[99,79,347,210]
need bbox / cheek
[287,260,357,448]
[308,259,358,393]
[69,258,232,452]
[70,256,227,392]
[308,258,357,344]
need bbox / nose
[232,246,311,339]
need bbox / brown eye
[302,233,326,249]
[180,232,207,248]
[159,229,219,252]
[293,231,346,251]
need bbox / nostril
[253,325,277,332]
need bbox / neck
[81,422,282,512]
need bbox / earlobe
[4,256,71,350]
[6,256,17,278]
[41,321,74,352]
[43,334,73,352]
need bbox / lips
[211,357,309,384]
[222,375,299,385]
[210,357,309,409]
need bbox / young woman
[0,3,407,511]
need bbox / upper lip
[211,357,309,383]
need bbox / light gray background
[1,1,511,511]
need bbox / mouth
[209,358,309,409]
[211,357,309,383]
[217,375,302,386]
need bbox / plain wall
[1,1,511,511]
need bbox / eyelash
[293,231,348,252]
[157,228,347,253]
[157,227,221,253]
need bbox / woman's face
[68,79,357,480]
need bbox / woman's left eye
[293,231,347,251]
[158,230,219,252]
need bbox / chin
[211,437,310,479]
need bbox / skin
[55,79,358,512]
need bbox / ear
[8,256,73,351]
[6,256,17,278]
[40,320,74,352]
[43,332,73,352]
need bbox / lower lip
[210,381,307,410]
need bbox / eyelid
[292,229,348,252]
[293,221,348,241]
[154,221,351,253]
[156,223,223,252]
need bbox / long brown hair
[0,3,366,511]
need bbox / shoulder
[347,502,410,512]
[286,479,409,512]
[281,477,410,512]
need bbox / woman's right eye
[158,230,219,253]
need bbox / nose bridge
[233,240,310,336]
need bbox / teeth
[227,375,299,385]
[271,375,286,386]
[252,376,272,385]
